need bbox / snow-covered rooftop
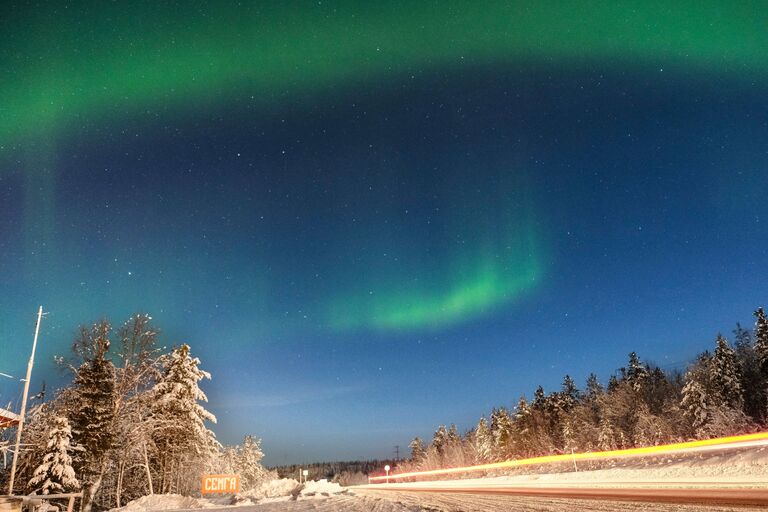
[0,406,20,427]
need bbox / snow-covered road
[187,491,767,512]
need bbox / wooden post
[7,306,43,494]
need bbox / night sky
[1,1,767,465]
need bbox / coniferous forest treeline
[398,307,768,474]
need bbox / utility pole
[393,445,400,461]
[8,306,43,494]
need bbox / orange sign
[201,474,240,494]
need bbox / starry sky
[1,1,767,465]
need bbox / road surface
[185,487,768,511]
[357,486,768,509]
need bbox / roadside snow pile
[231,478,302,505]
[300,479,346,497]
[260,478,301,498]
[235,478,344,503]
[109,494,217,512]
[110,479,345,511]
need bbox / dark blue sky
[1,2,767,466]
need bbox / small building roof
[0,406,20,427]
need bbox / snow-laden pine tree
[447,424,459,444]
[69,322,117,512]
[597,416,616,450]
[712,334,743,410]
[237,435,267,491]
[755,308,768,375]
[431,425,449,455]
[513,396,531,422]
[556,375,580,412]
[211,445,239,474]
[408,437,426,465]
[28,415,80,494]
[734,322,765,422]
[585,373,604,402]
[490,407,513,459]
[680,355,711,437]
[561,419,576,453]
[532,386,546,409]
[473,417,492,463]
[151,344,219,493]
[625,352,649,392]
[442,424,469,467]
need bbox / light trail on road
[368,431,768,482]
[359,486,768,508]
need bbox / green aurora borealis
[2,1,767,144]
[3,0,768,465]
[1,0,767,334]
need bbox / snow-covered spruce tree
[681,338,751,439]
[755,307,768,375]
[680,354,711,437]
[408,437,426,466]
[643,366,676,416]
[69,321,117,512]
[150,344,219,494]
[428,424,464,467]
[12,402,55,494]
[567,402,601,453]
[446,424,460,446]
[632,403,669,446]
[585,373,604,402]
[712,334,743,410]
[237,435,267,491]
[513,395,553,457]
[597,379,640,447]
[558,375,580,411]
[441,425,472,468]
[490,407,513,460]
[734,322,765,422]
[597,416,617,451]
[214,445,239,474]
[581,374,604,429]
[625,352,649,392]
[473,417,492,464]
[755,308,768,419]
[561,419,576,453]
[430,425,449,456]
[512,396,533,456]
[28,415,80,494]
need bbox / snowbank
[110,479,346,511]
[260,478,301,498]
[235,478,301,504]
[300,479,345,497]
[109,494,217,512]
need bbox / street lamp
[384,465,390,484]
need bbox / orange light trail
[369,431,768,482]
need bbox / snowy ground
[111,448,768,511]
[109,480,350,512]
